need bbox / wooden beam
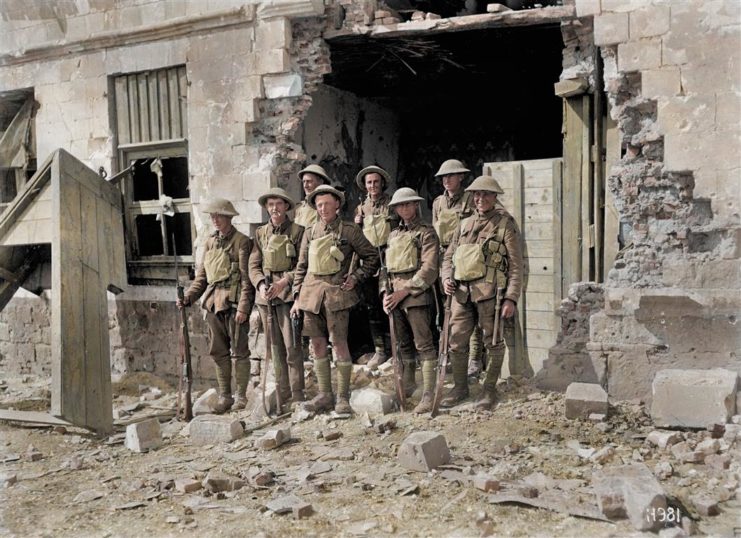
[552,159,564,303]
[580,94,593,281]
[554,78,588,98]
[0,409,73,427]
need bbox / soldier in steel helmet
[353,165,398,370]
[440,174,523,410]
[431,159,486,381]
[249,187,306,411]
[177,198,255,413]
[294,164,329,228]
[290,184,380,414]
[381,187,440,414]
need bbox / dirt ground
[1,369,739,538]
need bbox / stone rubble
[349,387,395,416]
[124,418,162,453]
[188,415,244,445]
[397,431,451,472]
[255,427,291,450]
[564,382,609,419]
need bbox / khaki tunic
[381,216,440,360]
[294,200,319,228]
[293,217,379,314]
[185,227,255,315]
[432,190,475,247]
[248,218,304,306]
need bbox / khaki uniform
[380,216,439,362]
[294,200,319,228]
[441,206,523,395]
[184,228,255,396]
[248,218,305,401]
[293,217,379,341]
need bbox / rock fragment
[565,382,608,419]
[646,430,683,449]
[690,493,719,516]
[255,427,291,450]
[473,476,500,492]
[350,387,395,415]
[125,418,162,453]
[189,415,243,445]
[398,431,451,472]
[0,472,17,487]
[175,478,203,493]
[192,388,219,416]
[202,472,244,493]
[266,494,308,514]
[292,501,313,519]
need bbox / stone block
[255,18,292,51]
[350,387,395,415]
[125,418,162,453]
[646,430,682,449]
[189,415,244,445]
[705,453,731,471]
[695,438,720,455]
[592,463,668,531]
[266,494,309,514]
[670,441,705,463]
[263,73,303,99]
[642,68,681,98]
[248,49,290,75]
[574,0,601,17]
[651,369,738,428]
[292,502,313,519]
[565,382,608,419]
[690,494,719,517]
[202,471,245,492]
[192,388,219,416]
[594,12,629,46]
[658,95,715,135]
[175,478,202,493]
[256,427,291,450]
[398,431,451,472]
[473,476,501,492]
[618,39,661,72]
[723,424,741,442]
[629,5,670,39]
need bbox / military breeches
[206,308,250,362]
[257,303,304,393]
[393,305,436,361]
[448,296,507,355]
[303,304,350,345]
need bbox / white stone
[618,39,661,72]
[350,387,395,416]
[189,415,244,445]
[651,369,738,428]
[263,73,303,99]
[723,424,741,442]
[192,388,219,416]
[565,382,608,419]
[398,431,451,472]
[256,427,291,450]
[695,438,720,456]
[594,12,629,46]
[646,430,682,449]
[592,463,668,532]
[629,5,670,39]
[124,418,162,453]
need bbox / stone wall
[573,0,741,401]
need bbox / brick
[263,73,303,99]
[592,464,668,531]
[473,476,501,492]
[125,418,162,453]
[594,12,629,46]
[642,68,681,98]
[189,415,244,445]
[202,471,245,493]
[398,431,451,472]
[292,501,313,519]
[565,382,608,419]
[350,387,395,415]
[618,39,661,72]
[646,430,682,449]
[175,478,203,493]
[651,369,738,428]
[192,388,219,416]
[256,426,291,450]
[255,18,292,51]
[630,5,670,39]
[658,95,715,135]
[575,0,601,17]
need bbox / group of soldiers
[177,158,522,417]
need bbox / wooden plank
[127,75,140,144]
[521,239,553,259]
[148,72,160,141]
[562,97,583,287]
[0,410,74,427]
[554,77,588,98]
[553,159,563,302]
[512,163,527,374]
[526,291,555,312]
[603,110,620,277]
[137,73,150,143]
[527,257,555,276]
[158,69,171,140]
[593,50,604,283]
[581,93,593,281]
[114,76,130,145]
[526,310,558,331]
[524,188,553,205]
[80,186,99,271]
[2,218,52,246]
[82,264,105,430]
[525,328,558,349]
[178,65,188,137]
[522,211,553,224]
[521,222,553,241]
[526,274,557,294]
[167,68,180,139]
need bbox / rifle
[491,287,505,346]
[173,239,193,422]
[431,293,452,418]
[379,256,405,411]
[263,274,282,416]
[291,314,303,349]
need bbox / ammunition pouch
[386,233,419,274]
[204,246,231,284]
[363,213,390,247]
[262,234,295,273]
[453,243,486,282]
[435,208,460,247]
[308,233,343,275]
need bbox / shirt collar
[399,215,421,231]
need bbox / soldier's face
[265,197,288,223]
[210,213,233,234]
[442,174,464,194]
[302,173,322,195]
[315,194,340,223]
[364,173,384,198]
[394,201,417,222]
[473,191,497,213]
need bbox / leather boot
[232,359,251,410]
[413,359,437,414]
[476,344,505,410]
[334,361,353,414]
[403,359,417,397]
[367,322,389,369]
[304,356,333,413]
[440,352,469,408]
[213,358,234,414]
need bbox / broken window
[112,66,192,284]
[0,89,37,214]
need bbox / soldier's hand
[266,277,288,300]
[235,310,248,324]
[290,303,300,318]
[382,289,409,314]
[501,299,516,318]
[176,298,188,309]
[443,278,456,295]
[340,273,357,291]
[354,214,363,225]
[259,282,269,301]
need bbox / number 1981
[646,507,682,524]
